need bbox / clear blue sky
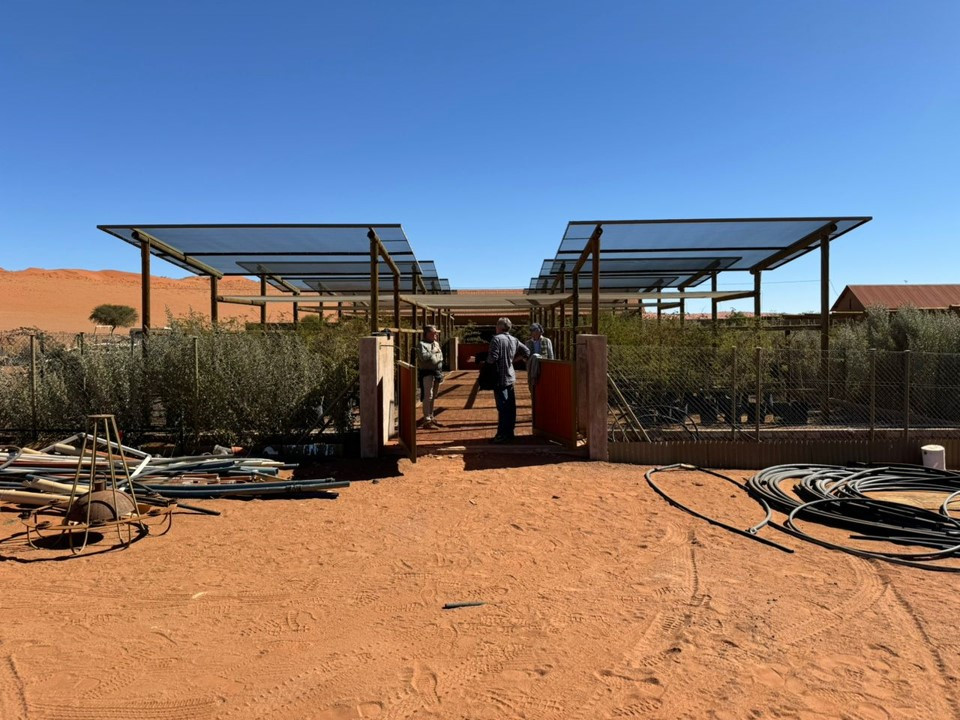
[1,1,958,313]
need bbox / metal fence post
[78,332,85,356]
[731,346,738,440]
[869,348,876,445]
[30,334,38,439]
[193,336,200,403]
[755,346,762,442]
[903,350,911,439]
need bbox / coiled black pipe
[746,464,960,572]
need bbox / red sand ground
[2,454,958,719]
[0,268,293,332]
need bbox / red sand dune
[0,267,295,332]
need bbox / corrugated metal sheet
[832,285,960,313]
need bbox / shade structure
[530,217,871,292]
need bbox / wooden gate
[532,359,578,447]
[397,361,417,462]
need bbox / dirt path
[1,457,957,719]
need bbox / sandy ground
[2,454,958,720]
[0,268,292,332]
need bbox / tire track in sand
[0,654,28,720]
[877,569,960,720]
[775,555,886,647]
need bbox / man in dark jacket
[486,317,530,443]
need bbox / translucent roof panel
[98,224,414,276]
[559,218,870,272]
[236,260,424,277]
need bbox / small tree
[90,304,139,334]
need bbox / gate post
[577,334,608,461]
[359,335,396,458]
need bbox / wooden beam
[131,229,224,278]
[751,223,837,272]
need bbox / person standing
[486,317,530,443]
[417,325,444,429]
[525,322,554,359]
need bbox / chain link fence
[0,327,362,448]
[608,345,960,442]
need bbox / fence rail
[608,345,960,444]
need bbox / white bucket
[921,444,946,470]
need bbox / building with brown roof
[832,285,960,314]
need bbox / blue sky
[1,1,957,313]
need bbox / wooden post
[259,276,267,326]
[753,270,761,325]
[821,235,831,422]
[711,271,718,332]
[210,275,219,326]
[591,235,600,335]
[141,237,151,334]
[370,235,380,334]
[572,276,580,344]
[393,272,400,329]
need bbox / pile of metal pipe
[1,433,347,503]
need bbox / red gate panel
[397,361,417,462]
[532,359,577,447]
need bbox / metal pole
[869,348,876,446]
[210,275,219,327]
[755,346,762,442]
[141,237,151,334]
[78,332,85,356]
[731,346,738,440]
[679,289,686,327]
[292,300,299,325]
[903,350,911,439]
[193,336,200,404]
[411,271,419,330]
[30,334,38,439]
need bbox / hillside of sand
[0,268,294,333]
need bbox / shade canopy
[529,217,871,292]
[98,223,450,295]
